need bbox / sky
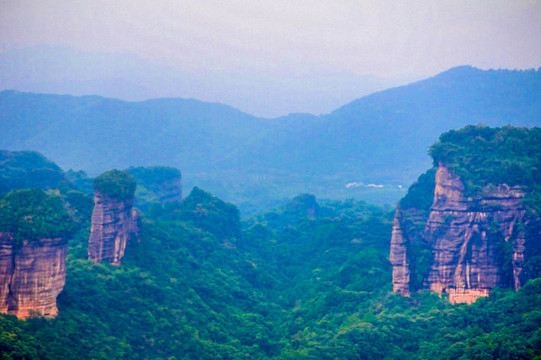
[1,0,540,117]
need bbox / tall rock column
[390,208,428,295]
[88,170,137,265]
[0,189,74,318]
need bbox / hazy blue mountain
[252,66,541,182]
[1,66,540,212]
[0,46,401,117]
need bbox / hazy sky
[1,0,540,116]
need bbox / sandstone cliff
[127,166,182,209]
[0,189,74,318]
[153,174,182,203]
[0,233,67,318]
[391,163,533,304]
[390,208,427,296]
[88,190,138,265]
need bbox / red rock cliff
[0,233,67,318]
[88,190,138,265]
[391,164,531,304]
[390,208,427,296]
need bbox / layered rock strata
[391,164,529,304]
[0,233,67,318]
[390,208,427,296]
[88,190,138,265]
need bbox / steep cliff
[391,126,541,304]
[0,189,74,318]
[390,208,427,296]
[153,175,182,203]
[127,166,182,210]
[428,165,529,302]
[0,234,67,318]
[88,170,138,265]
[391,164,533,303]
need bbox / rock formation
[390,208,427,296]
[88,170,138,265]
[88,190,138,265]
[0,233,67,318]
[391,164,532,304]
[154,173,182,204]
[0,189,73,318]
[126,166,182,208]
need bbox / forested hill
[1,66,540,212]
[1,156,541,359]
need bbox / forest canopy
[429,125,541,196]
[0,189,75,242]
[93,170,136,200]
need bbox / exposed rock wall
[390,208,427,295]
[88,190,138,265]
[156,175,182,203]
[0,233,67,318]
[391,164,530,304]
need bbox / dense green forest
[0,150,73,194]
[1,125,541,359]
[93,170,136,201]
[0,189,75,242]
[1,190,540,359]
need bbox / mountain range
[1,65,540,212]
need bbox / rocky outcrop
[0,233,67,318]
[88,190,139,265]
[155,175,182,203]
[391,164,531,304]
[390,208,427,295]
[126,166,182,208]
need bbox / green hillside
[0,150,72,194]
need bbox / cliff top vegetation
[398,168,437,211]
[126,166,181,184]
[430,126,541,192]
[429,125,541,214]
[0,189,75,242]
[93,170,136,200]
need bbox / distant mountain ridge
[1,66,540,212]
[0,45,402,117]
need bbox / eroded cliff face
[88,190,139,265]
[0,233,67,318]
[391,164,530,304]
[390,208,427,295]
[155,176,182,203]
